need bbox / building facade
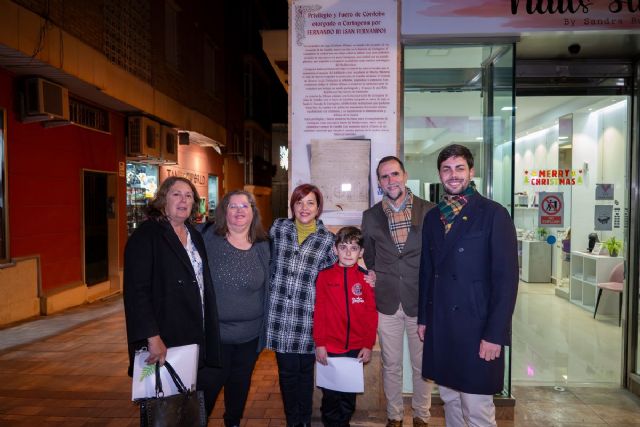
[0,0,285,325]
[278,0,640,403]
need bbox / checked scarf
[438,182,476,234]
[382,188,413,253]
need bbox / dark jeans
[320,349,360,427]
[198,338,260,425]
[275,352,316,426]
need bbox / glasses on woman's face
[228,203,250,211]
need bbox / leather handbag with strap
[139,361,206,427]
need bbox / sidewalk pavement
[1,295,640,426]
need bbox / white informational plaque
[315,357,364,393]
[290,0,398,206]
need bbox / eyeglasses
[228,203,250,210]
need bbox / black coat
[418,194,518,394]
[123,219,222,374]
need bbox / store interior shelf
[569,251,622,314]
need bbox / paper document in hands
[315,357,364,393]
[131,343,199,400]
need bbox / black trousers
[198,338,260,425]
[275,352,316,426]
[320,349,360,427]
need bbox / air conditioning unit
[22,77,70,122]
[161,126,178,164]
[127,116,161,158]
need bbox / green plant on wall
[604,236,622,257]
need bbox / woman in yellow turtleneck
[265,184,337,427]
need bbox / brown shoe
[386,420,402,427]
[413,417,428,427]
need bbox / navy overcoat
[417,193,518,394]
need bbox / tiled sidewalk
[1,296,640,426]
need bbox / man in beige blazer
[361,156,435,427]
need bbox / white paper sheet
[315,357,364,393]
[131,343,199,400]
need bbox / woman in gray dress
[199,190,270,427]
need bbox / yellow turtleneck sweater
[296,219,317,244]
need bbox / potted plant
[537,227,548,241]
[604,236,622,257]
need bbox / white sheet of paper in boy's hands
[315,357,364,393]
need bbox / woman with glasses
[199,190,270,427]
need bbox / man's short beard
[385,188,405,201]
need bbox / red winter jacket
[313,263,378,354]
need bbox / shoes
[413,417,428,427]
[386,420,402,427]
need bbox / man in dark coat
[417,144,518,427]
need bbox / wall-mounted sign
[165,167,207,186]
[291,0,398,217]
[594,204,613,231]
[524,169,584,186]
[403,0,640,36]
[595,183,614,200]
[538,192,564,227]
[614,207,621,229]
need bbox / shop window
[126,162,159,235]
[208,176,219,219]
[514,95,629,386]
[0,109,6,262]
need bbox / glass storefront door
[631,61,640,392]
[403,43,515,395]
[512,95,630,387]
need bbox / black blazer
[123,219,222,374]
[418,193,518,394]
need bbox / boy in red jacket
[313,226,378,427]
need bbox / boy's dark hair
[335,226,364,247]
[437,144,474,170]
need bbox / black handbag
[138,361,207,427]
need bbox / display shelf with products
[126,163,158,235]
[570,251,622,314]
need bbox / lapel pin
[462,216,468,221]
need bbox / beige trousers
[439,385,496,427]
[378,306,432,421]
